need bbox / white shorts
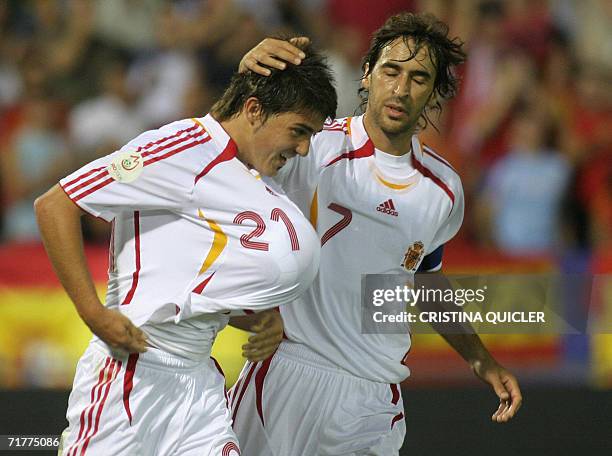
[59,340,240,456]
[229,341,405,456]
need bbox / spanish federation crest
[401,241,424,272]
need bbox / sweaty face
[363,38,437,136]
[249,111,324,176]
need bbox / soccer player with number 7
[35,45,336,455]
[230,12,522,456]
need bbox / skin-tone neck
[216,113,255,168]
[362,110,415,156]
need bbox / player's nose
[295,138,310,157]
[393,74,411,97]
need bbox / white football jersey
[60,114,320,357]
[272,115,464,383]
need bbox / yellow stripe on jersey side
[197,209,228,275]
[310,188,318,229]
[376,174,413,190]
[346,117,352,136]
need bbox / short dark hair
[360,12,466,130]
[212,44,337,122]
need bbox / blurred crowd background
[0,0,611,253]
[0,0,611,389]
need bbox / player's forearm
[439,332,496,368]
[415,272,498,368]
[34,184,104,321]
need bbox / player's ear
[425,91,438,110]
[244,97,264,126]
[361,63,370,91]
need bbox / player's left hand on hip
[241,310,284,362]
[472,359,523,423]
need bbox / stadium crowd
[0,0,610,257]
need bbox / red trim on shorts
[390,384,400,405]
[194,138,237,184]
[122,212,141,305]
[67,359,120,456]
[222,441,241,455]
[391,412,404,429]
[80,360,121,455]
[324,139,374,168]
[123,353,139,425]
[67,357,111,456]
[411,154,455,211]
[254,356,273,426]
[229,376,244,408]
[231,362,259,425]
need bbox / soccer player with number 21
[35,46,336,455]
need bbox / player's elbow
[34,190,52,222]
[34,184,78,225]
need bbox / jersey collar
[350,115,371,150]
[200,113,235,152]
[352,114,423,163]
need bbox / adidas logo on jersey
[376,199,398,216]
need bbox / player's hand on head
[85,307,148,354]
[241,310,284,362]
[239,37,310,75]
[472,360,522,423]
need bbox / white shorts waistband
[90,339,210,372]
[277,341,373,380]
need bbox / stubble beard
[376,107,419,138]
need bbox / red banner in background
[0,242,249,389]
[1,242,610,389]
[0,242,109,287]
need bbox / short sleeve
[428,174,465,253]
[59,119,212,221]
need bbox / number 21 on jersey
[234,208,300,251]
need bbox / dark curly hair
[212,43,337,122]
[360,12,466,130]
